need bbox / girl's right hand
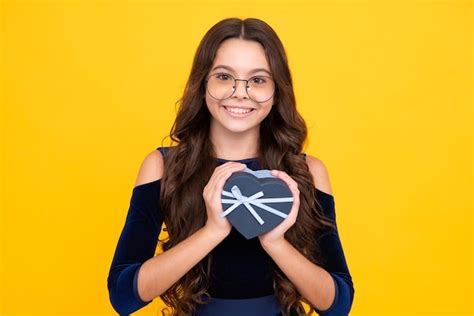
[203,162,247,238]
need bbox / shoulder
[305,154,333,196]
[134,148,164,188]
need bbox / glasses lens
[247,76,274,103]
[206,73,275,103]
[206,73,235,100]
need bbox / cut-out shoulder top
[107,146,354,315]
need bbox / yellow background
[1,0,472,315]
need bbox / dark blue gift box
[221,168,294,239]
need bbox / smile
[223,106,255,117]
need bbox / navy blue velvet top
[107,147,354,315]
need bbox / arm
[262,217,354,315]
[136,225,226,302]
[262,156,354,315]
[107,150,228,314]
[107,175,161,314]
[313,226,354,315]
[262,238,336,311]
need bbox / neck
[209,121,260,160]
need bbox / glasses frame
[205,72,275,103]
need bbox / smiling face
[205,38,274,135]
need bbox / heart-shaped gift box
[220,168,294,239]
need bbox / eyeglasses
[205,73,275,103]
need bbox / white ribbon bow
[221,185,294,225]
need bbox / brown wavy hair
[158,17,336,316]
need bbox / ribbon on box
[221,185,294,225]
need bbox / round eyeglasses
[205,73,275,103]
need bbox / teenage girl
[108,17,354,316]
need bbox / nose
[232,79,249,99]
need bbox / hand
[258,169,300,247]
[203,162,247,238]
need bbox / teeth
[225,106,253,114]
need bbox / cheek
[260,99,274,115]
[205,94,219,112]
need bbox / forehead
[211,38,271,76]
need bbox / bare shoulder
[305,154,333,196]
[134,149,164,188]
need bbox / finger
[215,161,247,176]
[206,162,245,194]
[214,163,247,192]
[212,162,246,187]
[210,165,247,213]
[271,170,299,192]
[271,170,300,212]
[208,163,246,198]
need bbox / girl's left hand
[258,169,300,247]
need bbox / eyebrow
[211,65,272,76]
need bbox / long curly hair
[158,17,336,316]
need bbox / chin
[216,119,259,134]
[223,124,256,134]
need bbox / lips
[223,106,255,118]
[224,105,256,109]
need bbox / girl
[108,17,354,316]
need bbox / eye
[216,73,232,81]
[250,76,267,84]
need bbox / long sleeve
[313,189,355,316]
[107,179,163,315]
